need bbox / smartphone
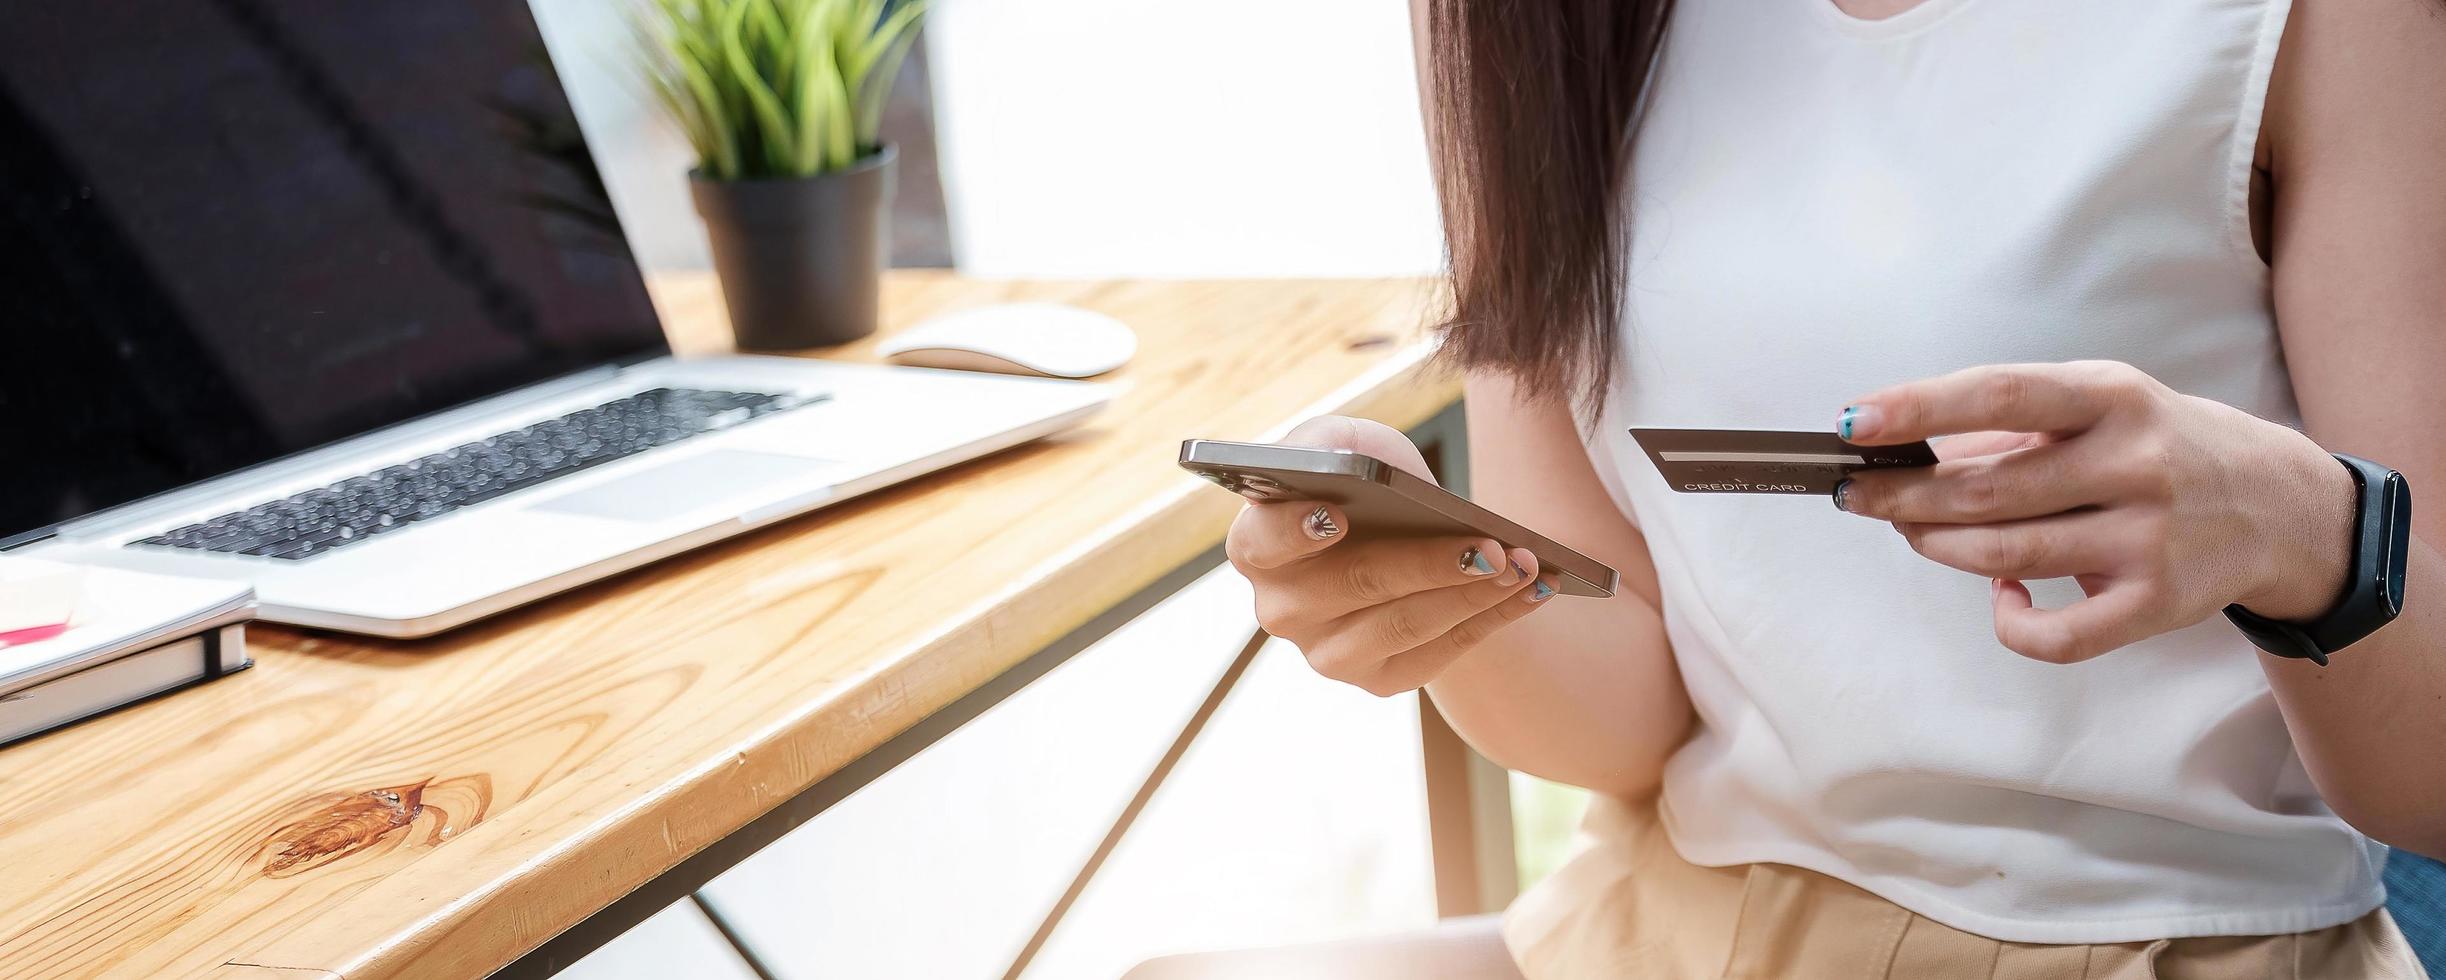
[1178,439,1618,598]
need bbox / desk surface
[0,272,1456,979]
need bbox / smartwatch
[2225,453,2412,666]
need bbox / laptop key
[125,387,827,562]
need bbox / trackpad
[530,450,837,523]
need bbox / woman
[1146,0,2446,976]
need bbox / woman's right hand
[1226,417,1558,697]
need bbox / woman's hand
[1833,361,2358,664]
[1225,416,1558,696]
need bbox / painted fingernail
[1832,479,1854,513]
[1837,405,1877,441]
[1303,505,1341,540]
[1499,547,1533,586]
[1529,579,1557,603]
[1461,547,1499,576]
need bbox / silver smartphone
[1178,439,1618,598]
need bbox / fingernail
[1832,479,1854,513]
[1837,405,1878,441]
[1303,505,1341,540]
[1528,579,1557,603]
[1499,547,1533,586]
[1460,547,1499,576]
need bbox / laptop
[0,1,1108,637]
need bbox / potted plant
[637,0,928,349]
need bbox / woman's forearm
[1426,594,1688,800]
[2262,536,2446,856]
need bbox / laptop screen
[0,1,668,545]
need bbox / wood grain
[0,272,1456,979]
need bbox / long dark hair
[1425,0,1675,410]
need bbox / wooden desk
[0,272,1462,979]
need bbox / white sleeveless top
[1585,0,2386,943]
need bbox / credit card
[1629,428,1937,495]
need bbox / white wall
[536,0,1445,279]
[925,0,1444,277]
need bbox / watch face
[2382,472,2411,616]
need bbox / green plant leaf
[790,1,841,172]
[678,54,740,177]
[852,1,925,147]
[717,0,798,173]
[661,0,721,80]
[746,0,791,92]
[847,0,922,83]
[802,0,856,171]
[627,11,705,151]
[631,0,920,178]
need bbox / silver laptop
[0,1,1106,637]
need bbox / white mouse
[878,303,1137,379]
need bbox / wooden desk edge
[226,341,1459,979]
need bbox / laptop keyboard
[129,387,823,562]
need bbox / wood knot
[256,774,491,879]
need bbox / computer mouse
[878,303,1137,379]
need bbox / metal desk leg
[1001,626,1274,980]
[1418,697,1520,917]
[1410,401,1521,917]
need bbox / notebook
[1,558,255,747]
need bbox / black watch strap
[2224,453,2411,666]
[2225,604,2338,666]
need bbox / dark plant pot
[690,145,897,350]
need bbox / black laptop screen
[0,1,668,544]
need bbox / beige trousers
[1505,795,2429,979]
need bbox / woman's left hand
[1833,360,2358,664]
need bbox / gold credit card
[1629,428,1937,495]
